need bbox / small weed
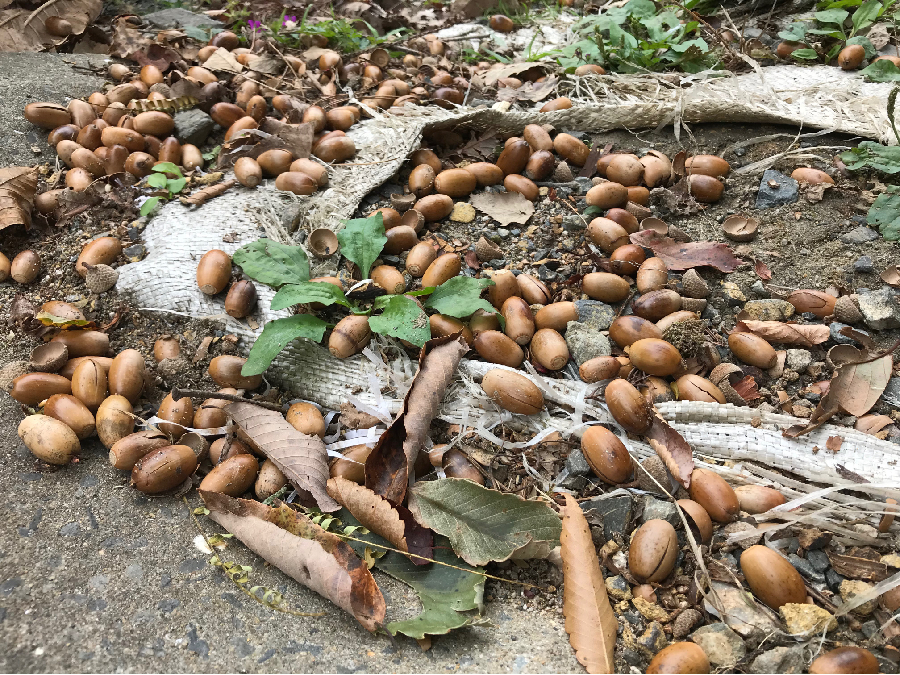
[140,163,188,217]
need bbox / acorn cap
[0,360,31,392]
[84,263,119,293]
[709,363,747,406]
[681,269,709,298]
[30,342,68,373]
[475,236,503,262]
[681,297,707,313]
[833,295,863,325]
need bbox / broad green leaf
[851,0,881,32]
[271,281,351,310]
[151,162,182,177]
[790,48,821,59]
[867,186,900,240]
[814,8,850,25]
[139,196,161,216]
[167,177,187,194]
[778,23,809,41]
[424,276,497,319]
[336,213,387,279]
[232,238,310,289]
[242,315,328,375]
[666,37,709,54]
[840,141,900,173]
[146,173,168,189]
[339,512,485,640]
[408,478,562,567]
[369,295,430,346]
[183,26,210,41]
[861,59,900,81]
[845,35,876,59]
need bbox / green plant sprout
[140,163,188,216]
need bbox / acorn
[629,519,679,583]
[208,355,262,389]
[728,332,777,369]
[421,253,461,288]
[501,296,535,345]
[11,250,40,284]
[633,289,682,321]
[786,289,836,317]
[583,272,629,303]
[684,155,730,177]
[535,302,578,332]
[689,468,739,523]
[442,448,484,483]
[676,499,713,544]
[579,356,622,383]
[646,643,710,674]
[132,445,198,494]
[224,280,258,318]
[833,295,863,324]
[629,338,682,377]
[196,249,232,295]
[18,415,80,465]
[84,264,119,294]
[329,315,371,359]
[636,257,668,293]
[734,485,785,514]
[791,167,834,185]
[489,14,514,32]
[739,545,807,610]
[157,392,193,440]
[605,379,652,434]
[482,369,543,415]
[809,647,878,675]
[405,242,438,277]
[473,331,524,368]
[609,316,663,348]
[540,97,572,112]
[530,328,569,370]
[582,426,632,484]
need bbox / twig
[442,33,491,42]
[171,388,287,412]
[24,0,61,27]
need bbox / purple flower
[282,15,297,25]
[247,19,262,32]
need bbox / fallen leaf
[881,266,900,287]
[340,511,485,639]
[451,130,499,162]
[826,435,843,453]
[471,60,539,87]
[0,167,37,231]
[407,478,562,567]
[560,494,616,674]
[856,414,894,436]
[219,119,313,168]
[470,191,535,227]
[201,491,385,630]
[109,16,145,57]
[803,182,832,203]
[225,402,339,512]
[629,229,742,272]
[0,0,101,52]
[736,321,830,347]
[327,477,433,565]
[464,250,480,270]
[130,43,183,70]
[8,293,54,338]
[35,312,94,330]
[753,258,772,281]
[365,335,468,504]
[732,375,761,401]
[832,355,892,417]
[203,47,244,73]
[496,77,558,103]
[644,413,694,489]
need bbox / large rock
[741,299,795,321]
[690,623,745,668]
[581,492,633,542]
[858,287,900,330]
[780,603,837,634]
[143,8,218,28]
[574,300,615,330]
[756,170,799,209]
[174,109,215,147]
[840,226,879,244]
[565,321,611,366]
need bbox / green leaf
[242,315,328,375]
[151,162,183,177]
[409,478,563,567]
[139,196,161,216]
[336,213,387,279]
[814,8,850,24]
[840,141,900,172]
[369,295,430,346]
[338,512,485,639]
[167,177,187,194]
[34,312,92,329]
[851,0,881,32]
[845,35,876,59]
[861,59,900,81]
[146,173,168,189]
[424,276,497,319]
[232,238,310,289]
[790,48,821,59]
[183,26,211,41]
[867,186,900,239]
[270,281,351,310]
[778,23,809,41]
[202,145,220,162]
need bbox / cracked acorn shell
[481,369,543,415]
[674,374,725,404]
[629,519,679,583]
[676,499,713,544]
[30,342,68,373]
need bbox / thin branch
[171,388,287,412]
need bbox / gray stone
[750,280,768,297]
[756,170,799,209]
[840,226,879,245]
[642,496,678,527]
[690,622,745,667]
[581,493,633,542]
[883,377,900,407]
[785,349,813,372]
[174,109,215,146]
[862,620,880,638]
[574,300,616,331]
[806,549,830,573]
[749,645,805,674]
[605,575,631,601]
[878,656,900,675]
[830,322,870,345]
[789,553,825,583]
[858,287,900,330]
[854,255,876,273]
[562,214,586,231]
[574,177,593,194]
[565,321,611,366]
[740,299,795,321]
[143,8,218,28]
[564,448,591,477]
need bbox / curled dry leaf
[0,0,101,52]
[732,375,762,401]
[644,412,694,489]
[629,229,742,272]
[882,266,900,287]
[225,402,339,512]
[366,335,468,504]
[826,435,843,453]
[0,167,37,231]
[327,476,433,565]
[181,179,237,206]
[201,491,385,631]
[736,320,830,347]
[753,258,773,281]
[469,191,535,227]
[560,494,617,674]
[856,414,894,436]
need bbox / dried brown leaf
[201,491,385,630]
[560,494,617,674]
[753,258,772,281]
[856,414,894,436]
[881,266,900,288]
[0,167,37,231]
[471,61,538,87]
[833,355,892,417]
[0,0,101,52]
[828,551,892,581]
[130,43,183,70]
[737,321,830,347]
[496,77,558,103]
[826,435,843,453]
[732,375,761,401]
[470,191,535,227]
[365,335,468,504]
[181,179,237,206]
[327,476,434,565]
[645,413,694,489]
[225,402,339,512]
[629,229,741,272]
